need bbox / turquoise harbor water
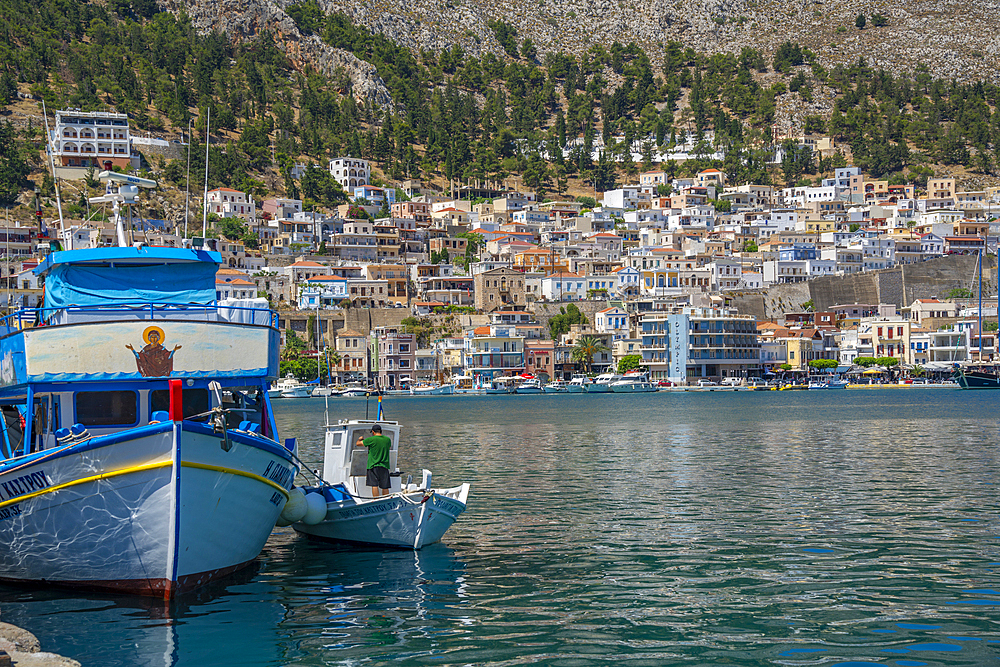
[1,390,999,666]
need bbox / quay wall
[728,254,995,321]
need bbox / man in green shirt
[356,423,392,498]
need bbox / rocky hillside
[158,0,395,111]
[173,0,1000,84]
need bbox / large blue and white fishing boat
[0,246,297,598]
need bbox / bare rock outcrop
[167,0,1000,84]
[158,0,394,111]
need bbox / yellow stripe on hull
[0,459,290,511]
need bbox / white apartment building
[780,185,841,207]
[707,259,745,290]
[206,188,256,223]
[762,258,837,284]
[603,186,651,210]
[847,236,895,270]
[328,157,370,189]
[51,110,132,169]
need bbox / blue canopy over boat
[34,247,222,309]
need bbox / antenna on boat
[90,170,157,247]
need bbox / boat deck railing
[0,301,279,333]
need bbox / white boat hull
[0,423,293,597]
[294,484,470,549]
[585,384,612,393]
[280,387,312,398]
[610,382,658,393]
[411,384,455,395]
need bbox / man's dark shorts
[366,466,390,490]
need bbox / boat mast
[184,118,191,240]
[978,248,983,362]
[201,107,211,236]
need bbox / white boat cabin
[322,419,415,497]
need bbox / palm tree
[571,335,610,374]
[323,349,342,384]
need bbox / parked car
[696,379,718,387]
[656,380,674,387]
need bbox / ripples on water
[1,390,998,666]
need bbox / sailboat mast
[978,249,983,362]
[201,107,211,235]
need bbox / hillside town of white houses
[32,110,1000,386]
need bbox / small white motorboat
[291,419,470,548]
[566,375,590,392]
[339,382,373,397]
[410,383,455,395]
[271,374,312,398]
[485,376,519,394]
[610,371,658,393]
[585,373,618,393]
[514,378,543,394]
[543,380,568,393]
[452,375,481,394]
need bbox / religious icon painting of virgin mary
[126,326,182,377]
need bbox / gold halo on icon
[142,326,165,345]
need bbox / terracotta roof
[337,329,365,337]
[473,326,491,335]
[289,260,324,267]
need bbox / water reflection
[0,531,469,667]
[1,391,998,666]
